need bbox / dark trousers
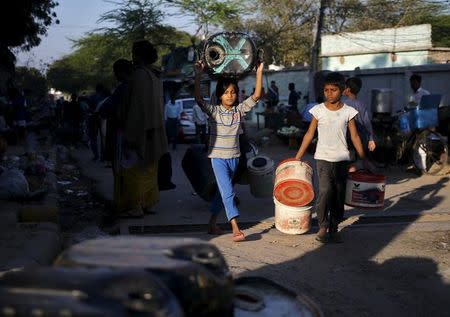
[166,118,179,150]
[195,123,207,145]
[89,132,99,160]
[315,160,349,230]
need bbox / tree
[98,0,192,47]
[243,0,316,66]
[15,66,48,99]
[165,0,244,37]
[431,14,450,47]
[47,24,192,92]
[0,0,59,50]
[324,0,447,33]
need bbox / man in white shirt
[409,74,430,107]
[164,96,181,150]
[192,102,208,145]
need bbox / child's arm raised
[251,62,264,102]
[295,118,318,161]
[194,61,207,110]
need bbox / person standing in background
[288,83,301,113]
[164,95,181,150]
[342,77,376,172]
[192,101,208,146]
[409,74,430,107]
[114,40,168,218]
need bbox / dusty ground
[146,218,450,317]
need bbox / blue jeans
[210,158,240,221]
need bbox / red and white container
[345,170,386,209]
[273,159,314,207]
[274,198,312,235]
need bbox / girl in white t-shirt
[295,72,367,243]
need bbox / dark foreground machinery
[0,237,324,317]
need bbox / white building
[321,24,450,71]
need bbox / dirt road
[151,217,450,317]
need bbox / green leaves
[0,0,59,50]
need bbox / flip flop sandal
[207,225,225,235]
[232,231,245,242]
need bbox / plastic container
[182,144,217,201]
[234,277,324,317]
[371,88,393,114]
[247,156,275,198]
[398,111,412,135]
[274,198,312,235]
[409,108,439,130]
[55,236,234,317]
[0,267,183,317]
[274,159,314,207]
[345,170,386,209]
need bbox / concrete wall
[321,24,432,56]
[208,63,450,117]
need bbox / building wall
[207,64,450,118]
[321,24,432,56]
[340,64,450,114]
[322,51,430,71]
[209,67,310,106]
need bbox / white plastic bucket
[247,156,275,198]
[345,171,386,209]
[274,158,314,207]
[274,198,312,235]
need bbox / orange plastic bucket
[345,170,386,209]
[273,158,314,207]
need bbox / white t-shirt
[409,87,430,105]
[309,103,358,162]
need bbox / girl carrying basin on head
[194,60,263,242]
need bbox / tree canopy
[46,0,450,93]
[47,1,193,93]
[0,0,59,50]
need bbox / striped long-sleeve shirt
[202,96,257,159]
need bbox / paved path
[71,122,450,234]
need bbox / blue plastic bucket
[398,112,411,134]
[409,108,438,130]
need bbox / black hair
[288,83,295,90]
[410,74,422,83]
[132,40,158,64]
[324,72,345,91]
[215,77,239,105]
[345,77,362,95]
[113,59,133,75]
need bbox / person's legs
[315,160,334,242]
[329,161,348,242]
[195,123,201,144]
[210,158,242,239]
[89,133,99,160]
[200,124,207,145]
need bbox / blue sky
[16,0,196,69]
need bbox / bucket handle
[291,158,311,168]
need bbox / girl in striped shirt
[194,60,263,242]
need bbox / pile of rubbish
[0,151,54,201]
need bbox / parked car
[175,98,209,140]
